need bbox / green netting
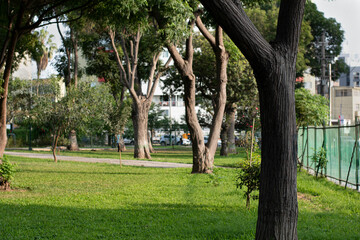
[298,124,359,189]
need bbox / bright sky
[312,0,360,55]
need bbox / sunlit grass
[0,155,359,239]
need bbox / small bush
[236,154,261,209]
[311,147,328,178]
[0,155,16,190]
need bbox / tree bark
[132,101,151,159]
[68,129,79,151]
[199,0,305,238]
[227,106,237,154]
[0,32,19,158]
[164,19,228,174]
[220,123,228,156]
[68,28,79,151]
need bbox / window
[335,89,352,97]
[354,72,360,80]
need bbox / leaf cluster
[311,147,328,178]
[295,88,329,128]
[0,155,16,187]
[236,157,261,206]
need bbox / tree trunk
[68,130,79,151]
[132,101,151,159]
[52,128,61,163]
[148,131,155,153]
[227,106,237,154]
[220,124,228,156]
[0,32,19,158]
[199,1,304,238]
[255,63,298,240]
[183,75,210,173]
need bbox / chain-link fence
[298,123,360,190]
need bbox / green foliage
[311,147,328,178]
[236,157,261,208]
[0,155,16,189]
[246,2,313,76]
[6,77,31,125]
[304,1,346,78]
[206,168,224,186]
[295,88,329,128]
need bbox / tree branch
[148,56,172,101]
[199,0,274,71]
[195,15,216,48]
[109,29,129,89]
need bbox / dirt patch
[297,192,315,202]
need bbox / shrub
[236,154,261,209]
[311,147,328,178]
[0,155,16,190]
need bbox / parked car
[160,135,181,146]
[182,138,191,145]
[123,138,134,145]
[204,136,221,146]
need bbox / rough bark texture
[165,20,228,174]
[200,0,305,239]
[132,101,151,159]
[227,106,237,154]
[0,32,18,158]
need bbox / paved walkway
[4,151,192,168]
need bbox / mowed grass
[7,146,246,167]
[0,155,359,239]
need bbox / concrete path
[4,151,192,168]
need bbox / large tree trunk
[0,32,19,158]
[255,62,298,239]
[199,0,304,238]
[132,101,151,159]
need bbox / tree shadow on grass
[0,203,256,240]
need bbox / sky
[312,0,360,61]
[38,1,360,78]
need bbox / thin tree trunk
[220,124,228,156]
[227,106,237,154]
[52,128,61,163]
[148,131,155,153]
[68,29,80,151]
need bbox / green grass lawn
[0,155,359,239]
[7,146,247,167]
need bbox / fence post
[314,124,317,170]
[338,119,342,184]
[356,115,359,191]
[323,121,327,176]
[302,126,305,166]
[307,127,309,171]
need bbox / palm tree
[31,28,57,95]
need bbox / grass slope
[0,156,359,239]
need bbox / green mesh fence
[298,124,360,190]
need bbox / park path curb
[4,151,192,168]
